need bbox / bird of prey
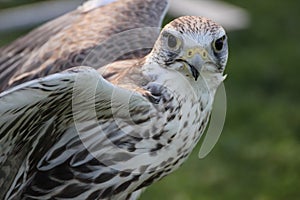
[0,14,228,199]
[0,0,169,92]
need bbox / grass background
[1,0,299,199]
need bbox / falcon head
[150,16,228,81]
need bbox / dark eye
[167,34,178,49]
[214,35,226,52]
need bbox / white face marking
[149,16,228,77]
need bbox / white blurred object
[0,0,81,31]
[80,0,118,12]
[169,0,250,31]
[0,0,249,32]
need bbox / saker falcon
[0,9,229,200]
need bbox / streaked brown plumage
[0,0,168,92]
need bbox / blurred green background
[0,0,299,199]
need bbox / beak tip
[190,65,200,81]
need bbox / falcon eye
[213,35,226,52]
[167,34,179,49]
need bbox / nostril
[188,50,193,57]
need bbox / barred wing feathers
[0,67,155,199]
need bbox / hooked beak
[178,47,211,81]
